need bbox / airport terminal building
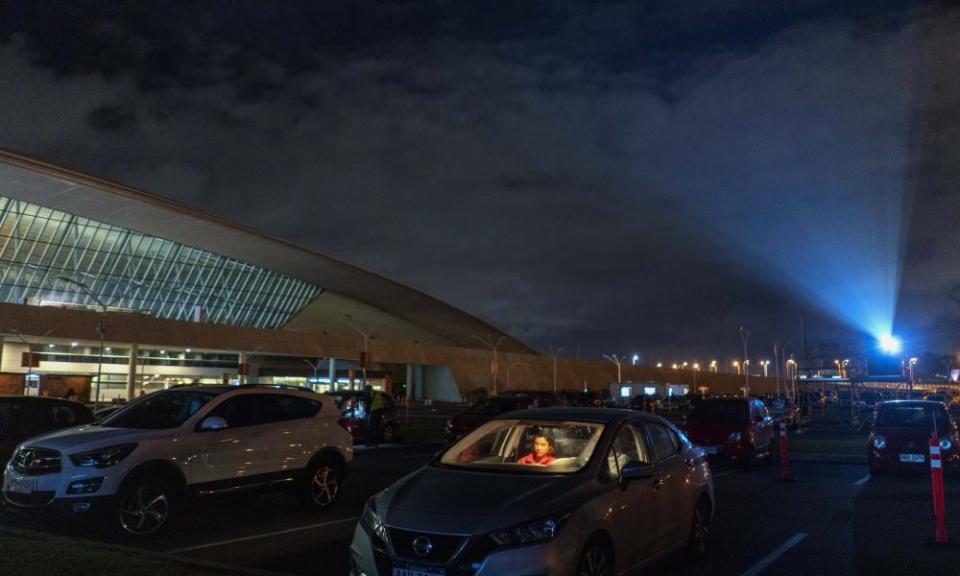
[0,150,774,404]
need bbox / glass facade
[0,195,320,329]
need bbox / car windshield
[101,390,217,429]
[439,419,604,474]
[876,405,950,429]
[688,400,747,423]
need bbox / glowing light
[879,334,901,355]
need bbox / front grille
[389,527,467,564]
[12,447,62,476]
[4,490,55,507]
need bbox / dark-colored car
[867,400,959,475]
[326,391,401,444]
[445,391,562,444]
[761,396,800,428]
[684,397,776,468]
[0,396,94,467]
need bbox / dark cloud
[0,1,956,361]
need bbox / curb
[0,524,294,576]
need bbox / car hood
[377,465,587,534]
[16,424,174,453]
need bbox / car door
[255,394,321,471]
[191,394,266,487]
[752,400,774,452]
[595,423,658,570]
[641,421,688,548]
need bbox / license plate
[393,561,445,576]
[899,453,925,463]
[702,446,718,455]
[6,476,37,494]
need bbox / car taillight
[338,418,352,433]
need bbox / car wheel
[116,477,174,537]
[299,458,342,511]
[381,423,396,443]
[576,537,614,576]
[687,496,712,558]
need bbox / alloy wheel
[311,465,339,506]
[690,499,711,555]
[578,541,612,576]
[119,486,169,535]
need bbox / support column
[406,364,414,401]
[239,352,247,385]
[126,344,138,401]
[328,358,337,389]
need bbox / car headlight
[361,498,389,544]
[940,438,952,451]
[727,432,742,443]
[489,513,571,547]
[872,435,886,450]
[69,444,138,468]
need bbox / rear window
[876,405,950,428]
[688,401,748,424]
[0,400,27,436]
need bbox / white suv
[2,385,353,536]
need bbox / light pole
[506,361,527,390]
[472,334,507,395]
[692,363,700,390]
[909,357,918,386]
[786,358,798,406]
[303,358,326,391]
[60,277,106,410]
[739,326,751,398]
[603,354,625,383]
[709,360,718,373]
[541,347,564,394]
[761,359,770,378]
[344,315,371,391]
[733,360,741,375]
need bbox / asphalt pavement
[6,437,960,575]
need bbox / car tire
[298,457,342,512]
[576,536,614,576]
[687,496,712,558]
[115,476,175,538]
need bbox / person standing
[365,385,386,447]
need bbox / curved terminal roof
[0,149,532,353]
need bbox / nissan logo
[411,536,434,557]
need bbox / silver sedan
[350,407,714,576]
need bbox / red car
[685,397,776,469]
[868,400,959,475]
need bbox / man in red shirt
[517,434,556,465]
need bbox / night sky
[1,1,957,363]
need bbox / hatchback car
[867,400,959,475]
[684,397,775,468]
[351,407,714,576]
[0,396,94,469]
[327,390,401,444]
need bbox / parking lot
[5,405,960,576]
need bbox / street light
[506,361,528,390]
[656,362,663,369]
[761,359,770,378]
[603,354,625,383]
[473,334,507,395]
[303,358,326,390]
[739,325,751,398]
[909,357,918,385]
[632,353,639,366]
[539,346,564,394]
[692,363,700,389]
[733,360,741,375]
[345,314,373,391]
[60,277,107,410]
[671,363,679,370]
[709,360,718,372]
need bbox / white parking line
[168,516,360,554]
[739,533,808,576]
[853,474,871,486]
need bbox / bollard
[779,420,790,480]
[929,433,949,545]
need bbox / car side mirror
[619,461,654,488]
[199,416,228,431]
